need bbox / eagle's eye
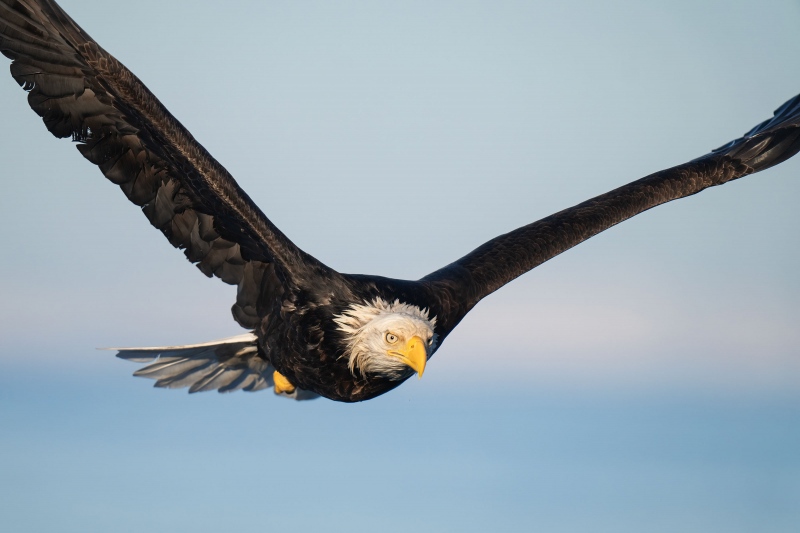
[385,333,399,344]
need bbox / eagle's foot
[273,370,296,395]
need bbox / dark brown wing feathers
[0,0,331,328]
[423,94,800,305]
[4,0,799,346]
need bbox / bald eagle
[2,0,799,402]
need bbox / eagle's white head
[334,298,438,380]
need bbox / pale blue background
[1,1,799,531]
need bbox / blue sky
[1,1,799,531]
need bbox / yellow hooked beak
[388,335,428,378]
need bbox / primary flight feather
[1,0,799,402]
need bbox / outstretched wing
[422,94,800,320]
[113,333,319,400]
[0,0,333,328]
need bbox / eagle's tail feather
[106,333,318,400]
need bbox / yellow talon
[273,370,296,394]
